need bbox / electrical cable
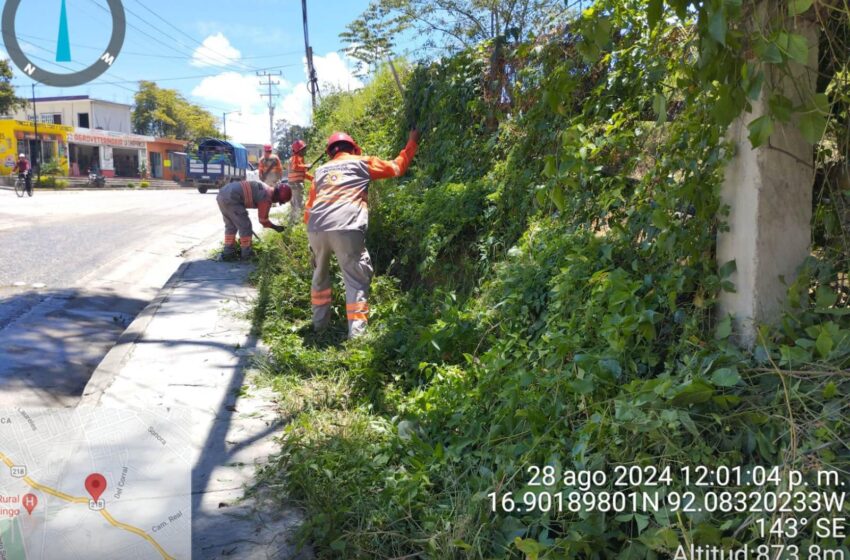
[86,0,253,74]
[130,0,275,71]
[14,31,303,62]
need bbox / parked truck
[183,138,259,193]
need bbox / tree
[0,59,25,115]
[339,2,406,75]
[341,0,565,68]
[132,81,218,141]
[273,119,310,160]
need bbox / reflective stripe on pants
[308,230,373,338]
[217,195,253,243]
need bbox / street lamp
[222,111,241,141]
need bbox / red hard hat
[326,132,361,156]
[291,139,306,153]
[264,144,273,152]
[275,182,292,204]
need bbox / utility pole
[302,0,320,110]
[257,71,281,145]
[31,84,40,186]
[222,111,240,142]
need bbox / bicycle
[14,173,30,197]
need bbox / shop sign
[68,132,147,149]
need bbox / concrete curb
[78,260,192,406]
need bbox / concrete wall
[717,7,819,347]
[12,99,92,128]
[10,99,132,133]
[91,101,132,134]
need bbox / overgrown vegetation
[253,1,850,558]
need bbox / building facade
[0,120,72,176]
[242,143,265,167]
[2,96,190,181]
[11,95,133,133]
[66,129,153,178]
[146,138,188,181]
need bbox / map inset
[0,407,191,559]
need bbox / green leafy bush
[35,175,56,188]
[39,160,63,176]
[252,3,850,558]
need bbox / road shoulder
[80,245,310,559]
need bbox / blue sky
[3,0,378,143]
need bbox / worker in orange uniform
[217,180,292,260]
[306,129,420,338]
[258,144,283,188]
[287,139,313,225]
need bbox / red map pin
[22,493,37,515]
[85,473,107,502]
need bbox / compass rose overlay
[1,0,126,87]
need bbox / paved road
[0,188,234,407]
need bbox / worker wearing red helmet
[287,139,313,225]
[258,144,283,187]
[305,128,420,337]
[217,179,292,260]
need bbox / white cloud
[224,111,277,145]
[192,71,290,145]
[192,72,270,108]
[279,85,313,127]
[279,52,364,127]
[191,33,241,68]
[189,51,363,143]
[314,52,364,93]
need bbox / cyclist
[12,153,32,195]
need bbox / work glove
[270,224,285,233]
[409,128,421,144]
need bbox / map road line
[100,510,176,560]
[21,477,87,504]
[0,451,176,560]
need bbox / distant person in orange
[258,144,283,187]
[287,139,313,225]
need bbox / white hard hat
[18,153,25,158]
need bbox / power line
[93,64,298,85]
[88,0,276,75]
[9,57,244,115]
[13,37,225,111]
[86,0,252,74]
[258,71,281,144]
[19,51,138,96]
[12,63,298,87]
[14,31,303,62]
[130,0,269,72]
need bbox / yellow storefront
[0,120,72,175]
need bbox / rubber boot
[241,246,254,260]
[221,244,238,261]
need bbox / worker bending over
[258,144,283,187]
[306,129,419,338]
[217,179,291,260]
[287,139,313,225]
